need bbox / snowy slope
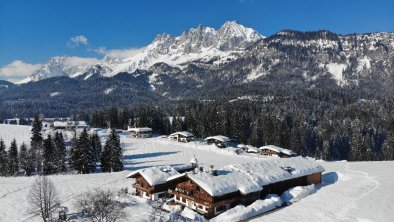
[0,124,31,146]
[0,125,393,222]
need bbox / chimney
[209,165,218,176]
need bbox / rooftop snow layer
[127,166,180,186]
[170,131,194,137]
[127,127,153,132]
[180,156,324,197]
[204,135,231,142]
[260,145,296,156]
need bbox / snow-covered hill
[0,124,31,145]
[0,125,393,222]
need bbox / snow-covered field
[0,124,31,145]
[0,124,393,222]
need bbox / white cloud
[62,56,100,66]
[67,35,89,48]
[0,60,41,82]
[91,46,145,58]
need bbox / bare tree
[27,176,60,222]
[75,189,125,222]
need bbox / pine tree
[53,132,67,173]
[18,143,29,175]
[43,135,57,175]
[0,139,7,176]
[71,129,96,174]
[8,139,19,176]
[90,133,102,163]
[119,107,130,130]
[30,115,43,174]
[108,107,119,129]
[26,147,36,176]
[101,128,123,172]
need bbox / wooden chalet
[168,156,324,218]
[127,127,153,138]
[259,145,297,158]
[169,131,195,142]
[204,135,231,148]
[127,164,195,200]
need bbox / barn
[260,145,297,158]
[169,131,195,142]
[127,127,153,138]
[204,135,231,148]
[168,156,324,218]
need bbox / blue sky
[0,0,393,82]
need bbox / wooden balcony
[132,183,153,193]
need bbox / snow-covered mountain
[22,21,264,82]
[5,22,394,116]
[19,56,100,83]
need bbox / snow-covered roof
[127,166,180,186]
[204,135,231,142]
[170,131,194,137]
[53,121,68,127]
[76,121,88,127]
[171,156,324,197]
[260,145,296,156]
[127,127,153,132]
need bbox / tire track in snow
[334,163,380,220]
[0,185,33,200]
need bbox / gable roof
[168,156,324,197]
[204,135,231,142]
[170,131,194,137]
[259,145,296,156]
[127,127,153,132]
[127,166,180,186]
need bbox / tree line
[87,96,394,161]
[0,116,123,177]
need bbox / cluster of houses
[2,117,89,132]
[127,127,296,158]
[127,156,324,218]
[43,120,89,131]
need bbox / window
[198,205,203,209]
[216,205,226,212]
[176,196,180,201]
[158,193,166,198]
[182,197,186,203]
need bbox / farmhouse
[53,121,69,130]
[260,145,297,158]
[205,135,231,148]
[169,131,195,142]
[127,127,153,138]
[168,156,324,218]
[53,121,90,130]
[127,164,195,200]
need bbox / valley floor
[0,126,393,221]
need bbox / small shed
[127,127,153,138]
[259,145,297,158]
[204,135,231,148]
[169,131,194,142]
